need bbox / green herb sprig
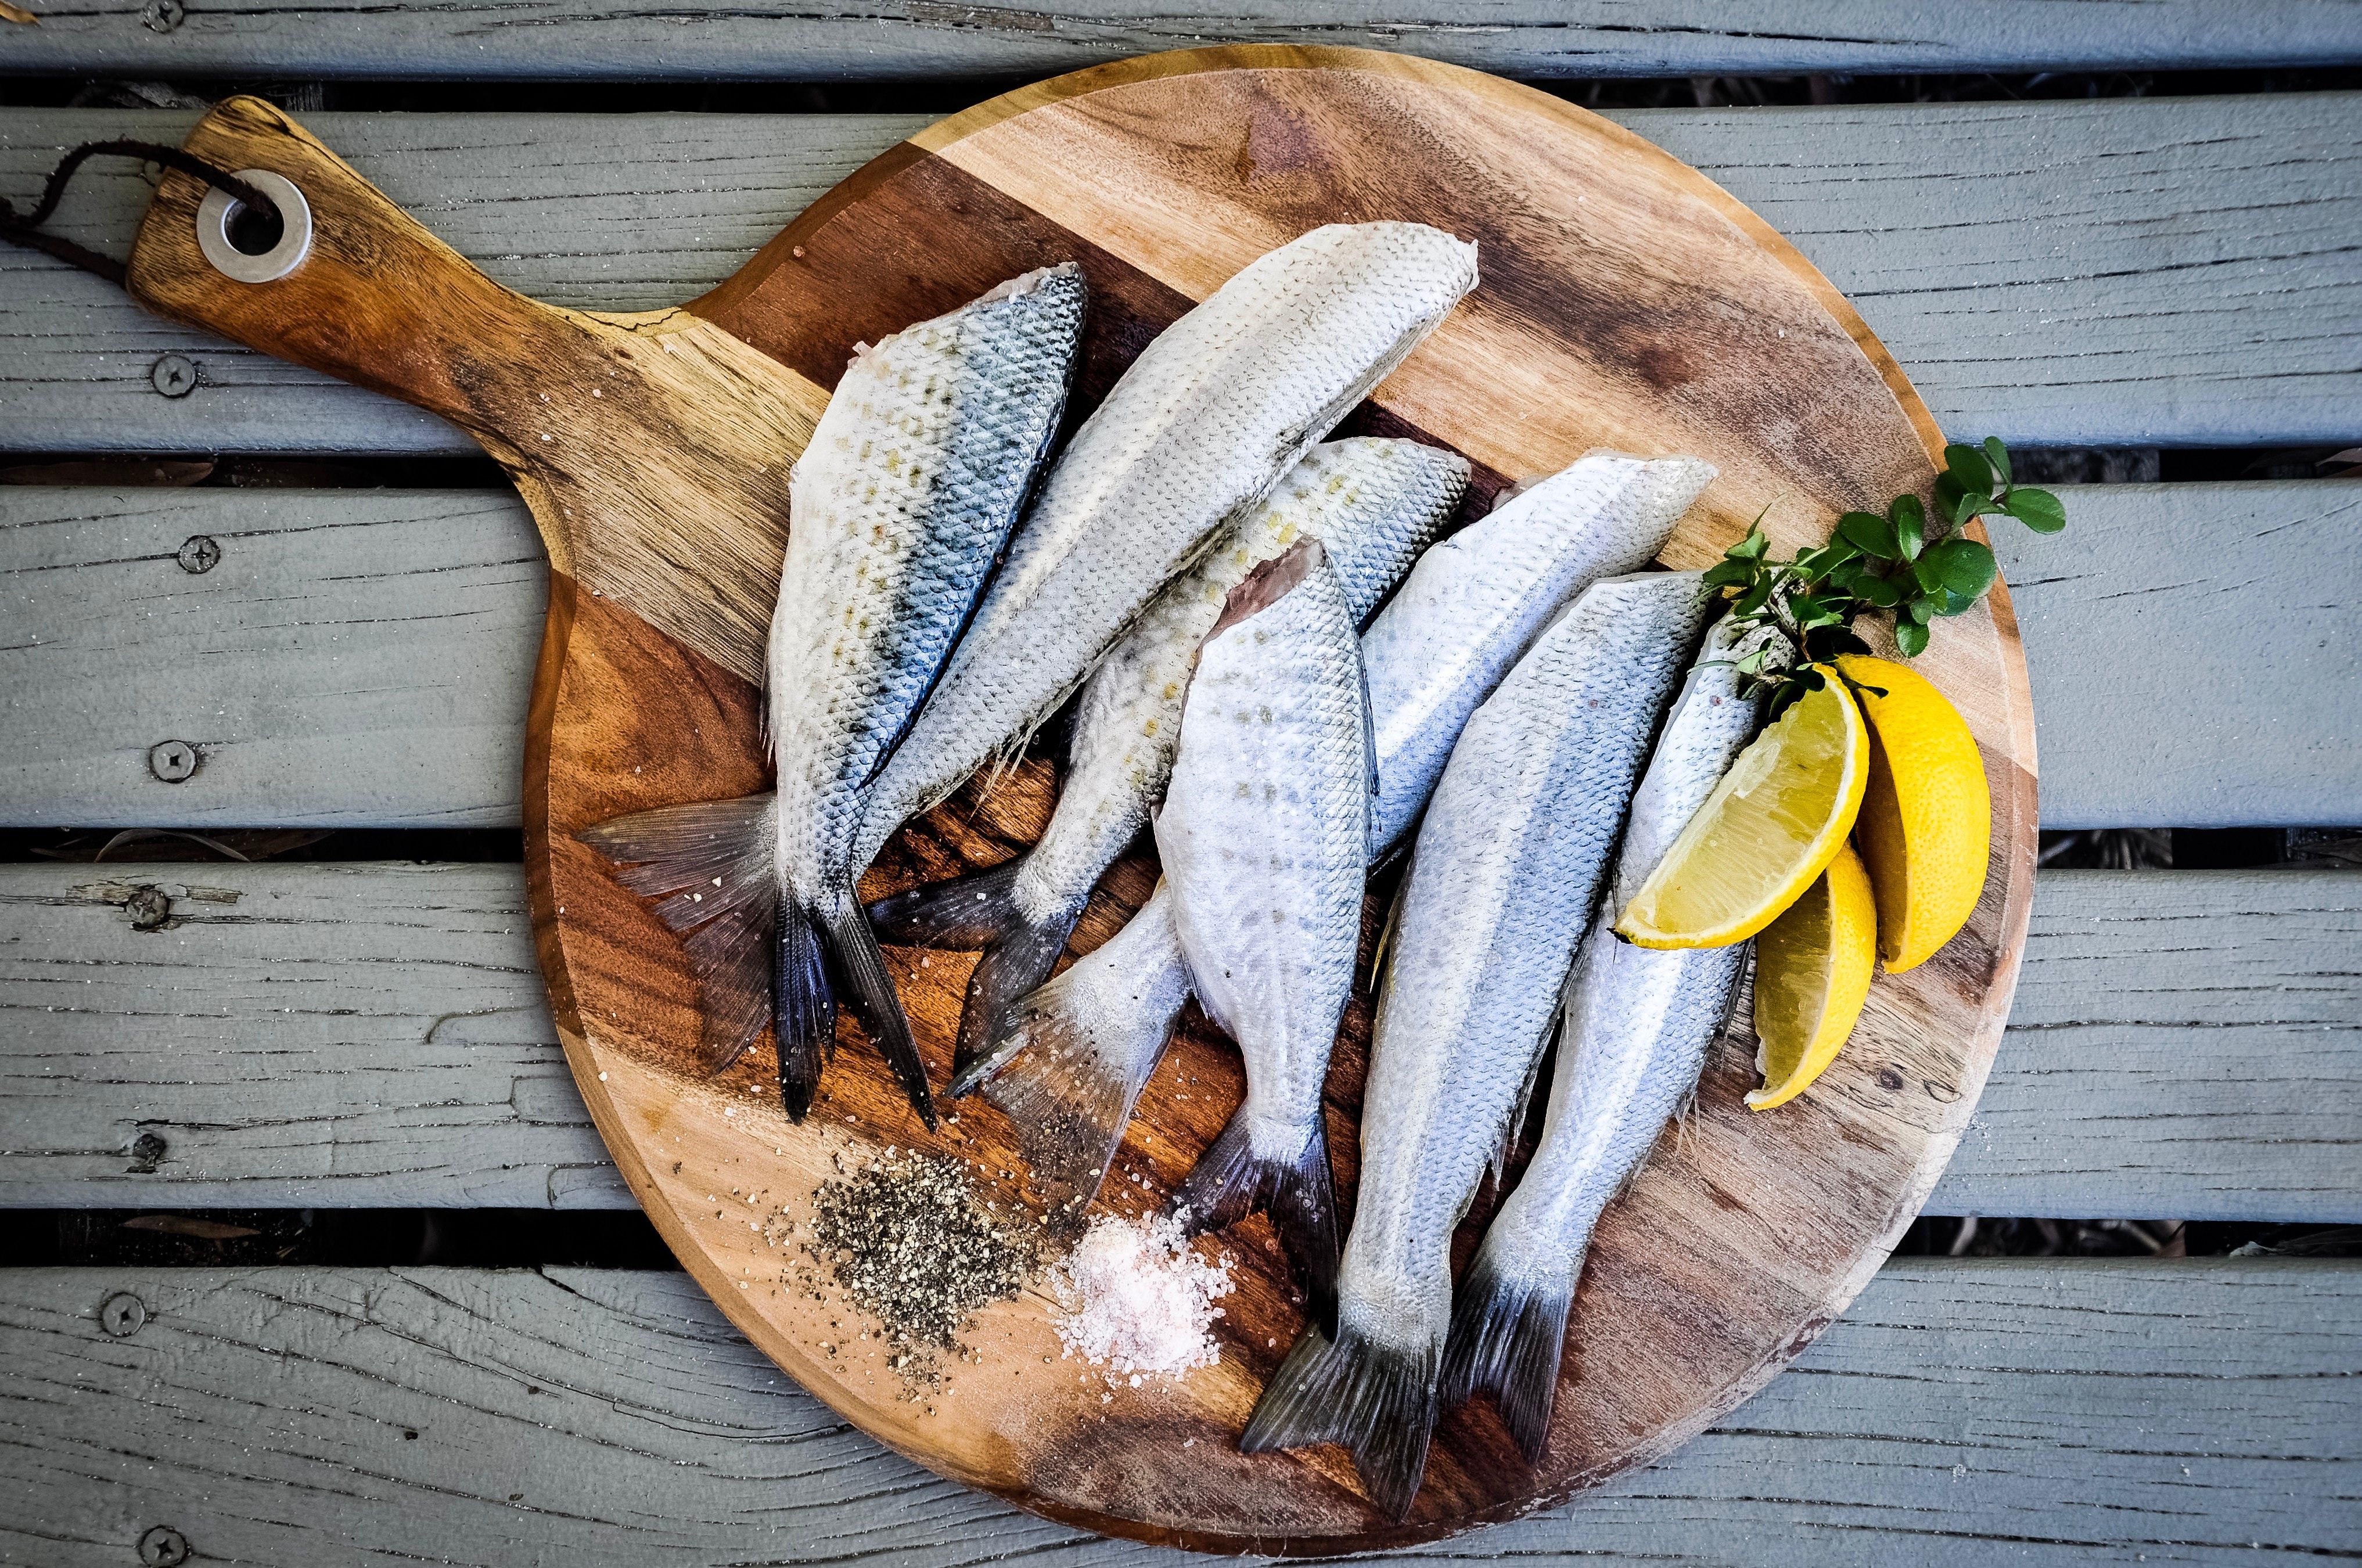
[1706,437,2063,714]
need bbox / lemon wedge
[1614,670,1868,950]
[1832,654,1990,972]
[1746,843,1878,1110]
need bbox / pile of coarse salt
[1051,1213,1234,1384]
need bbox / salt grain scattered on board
[1052,1213,1234,1382]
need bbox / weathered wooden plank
[2,862,2353,1220]
[0,1257,2349,1565]
[0,488,547,829]
[1994,480,2362,830]
[3,0,2359,82]
[9,480,2353,831]
[3,93,2357,453]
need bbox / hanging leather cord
[0,139,280,288]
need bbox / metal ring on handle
[195,168,311,283]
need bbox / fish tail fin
[950,903,1084,1096]
[772,894,832,1121]
[867,858,1083,1096]
[1439,1247,1571,1463]
[1168,1110,1342,1325]
[580,793,777,1073]
[815,893,937,1130]
[975,943,1183,1232]
[1239,1319,1441,1522]
[865,857,1026,949]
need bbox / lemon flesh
[1832,654,1990,972]
[1746,843,1878,1110]
[1614,671,1867,950]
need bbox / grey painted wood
[3,861,2353,1221]
[0,1257,2349,1564]
[1998,481,2362,830]
[9,481,2354,831]
[4,93,2358,454]
[0,488,547,830]
[2,0,2358,81]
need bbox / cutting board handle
[126,96,826,685]
[128,96,556,440]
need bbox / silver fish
[579,265,1087,1128]
[1238,570,1716,1522]
[978,453,1714,1218]
[1155,538,1371,1312]
[1437,616,1781,1461]
[869,437,1465,1092]
[850,223,1479,877]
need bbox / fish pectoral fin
[1239,1319,1441,1523]
[1439,1246,1574,1464]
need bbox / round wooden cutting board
[131,44,2036,1555]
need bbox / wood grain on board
[121,49,2035,1549]
[10,92,2362,457]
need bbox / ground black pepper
[800,1148,1036,1381]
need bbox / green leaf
[1953,490,1997,527]
[1944,443,1994,497]
[1893,618,1930,657]
[1933,470,1965,520]
[1983,436,2012,487]
[1797,666,1828,691]
[1911,553,1944,594]
[1855,574,1903,608]
[1837,509,1897,559]
[1922,537,1998,599]
[1702,558,1755,588]
[1734,577,1776,617]
[1932,586,1978,617]
[1908,596,1938,624]
[1727,522,1771,560]
[1891,494,1925,560]
[2004,486,2068,535]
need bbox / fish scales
[1440,618,1781,1459]
[1155,540,1371,1310]
[1238,569,1717,1521]
[975,452,1713,1218]
[580,265,1086,1127]
[851,222,1478,877]
[871,437,1464,1093]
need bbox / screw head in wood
[100,1292,148,1339]
[138,1525,189,1566]
[128,1130,168,1171]
[149,354,196,398]
[175,534,220,574]
[138,0,183,31]
[1877,1066,1907,1092]
[147,740,198,782]
[125,887,172,931]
